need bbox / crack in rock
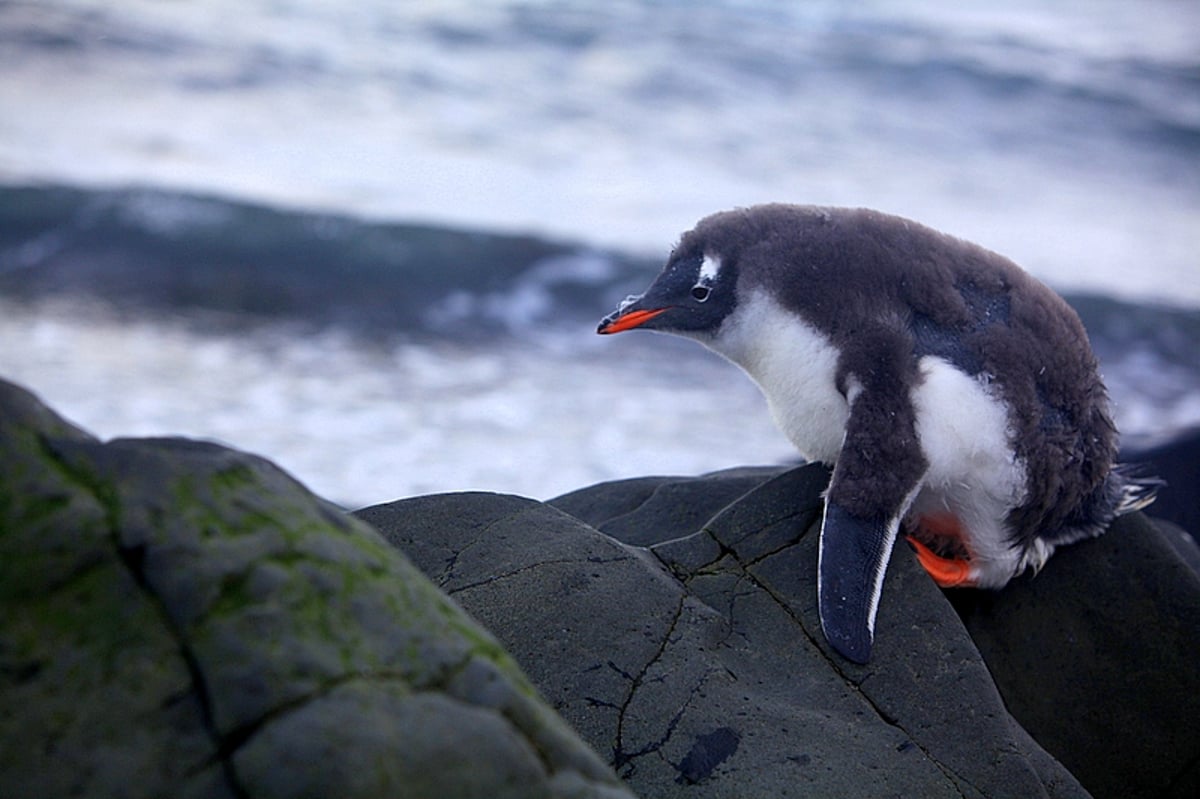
[437,506,532,586]
[648,501,983,796]
[610,594,687,777]
[41,436,250,799]
[738,545,981,798]
[448,554,635,596]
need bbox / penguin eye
[691,285,711,302]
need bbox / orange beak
[597,307,668,334]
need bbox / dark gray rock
[358,466,1095,798]
[551,467,787,548]
[0,378,634,799]
[552,467,1200,799]
[950,511,1200,799]
[1155,517,1200,575]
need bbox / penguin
[598,204,1157,664]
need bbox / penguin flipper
[817,502,902,664]
[815,371,926,664]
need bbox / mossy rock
[0,378,634,799]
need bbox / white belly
[908,356,1029,584]
[706,290,850,464]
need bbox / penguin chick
[598,204,1157,664]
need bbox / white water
[1,298,796,506]
[2,0,1198,305]
[4,297,1197,507]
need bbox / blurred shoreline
[2,181,1197,506]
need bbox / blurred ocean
[1,0,1198,506]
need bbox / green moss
[3,557,177,688]
[0,489,70,528]
[209,462,258,492]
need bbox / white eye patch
[690,254,721,302]
[698,254,722,285]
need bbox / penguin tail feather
[1038,464,1162,550]
[1112,462,1164,516]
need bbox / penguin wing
[817,384,927,664]
[818,503,905,663]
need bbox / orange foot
[906,536,975,588]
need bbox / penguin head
[598,204,811,339]
[597,247,738,339]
